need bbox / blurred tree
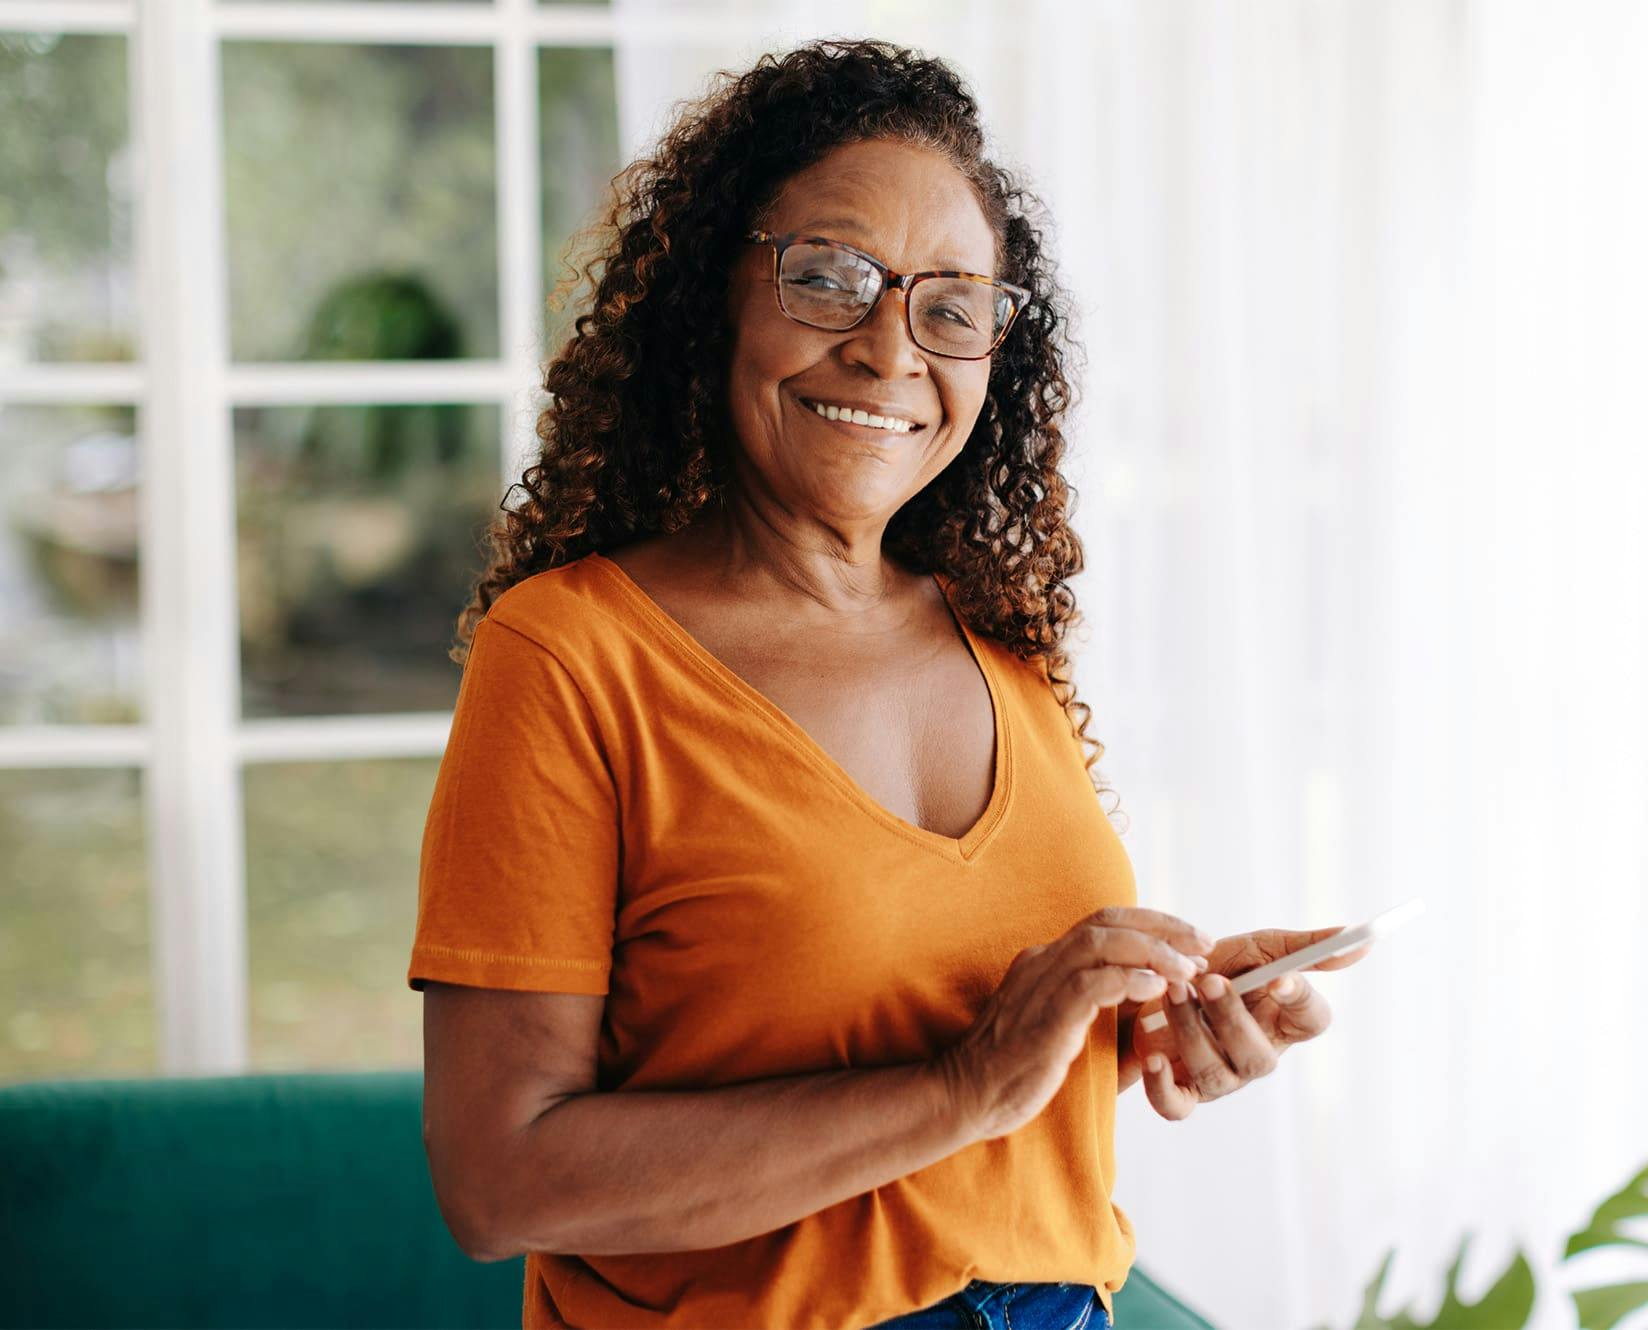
[298,271,469,477]
[221,41,499,363]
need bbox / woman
[408,38,1368,1330]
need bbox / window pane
[234,402,500,718]
[0,403,142,725]
[0,767,154,1084]
[244,757,434,1071]
[540,45,620,350]
[0,33,136,363]
[221,43,499,362]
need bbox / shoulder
[478,553,626,664]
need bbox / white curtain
[611,3,1648,1328]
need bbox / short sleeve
[407,614,619,996]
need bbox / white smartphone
[1137,896,1425,1034]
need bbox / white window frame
[0,0,781,1076]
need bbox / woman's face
[722,138,999,540]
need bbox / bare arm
[475,1058,972,1260]
[424,942,1171,1266]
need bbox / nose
[837,286,927,379]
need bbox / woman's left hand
[1120,926,1374,1121]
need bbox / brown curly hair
[453,36,1124,830]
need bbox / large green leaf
[1311,1238,1536,1330]
[1570,1282,1648,1330]
[1312,1160,1648,1330]
[1564,1164,1648,1259]
[1561,1161,1648,1330]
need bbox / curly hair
[452,36,1125,830]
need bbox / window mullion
[135,0,248,1075]
[497,0,547,482]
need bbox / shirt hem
[407,947,610,996]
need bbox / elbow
[452,1202,515,1264]
[423,1101,588,1262]
[425,1155,582,1264]
[424,1137,517,1264]
[454,1193,577,1264]
[463,1235,519,1265]
[436,1180,510,1263]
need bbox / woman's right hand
[933,907,1214,1142]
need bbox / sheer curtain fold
[609,3,1648,1327]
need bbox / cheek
[940,369,993,435]
[723,329,817,453]
[728,299,818,390]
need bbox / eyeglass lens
[776,241,1012,357]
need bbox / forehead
[763,139,998,274]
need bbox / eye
[788,268,858,292]
[926,302,979,329]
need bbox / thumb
[1307,937,1374,972]
[1143,1052,1196,1122]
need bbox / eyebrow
[794,218,982,274]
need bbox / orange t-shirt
[407,552,1138,1330]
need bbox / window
[0,1,625,1080]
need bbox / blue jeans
[864,1279,1109,1330]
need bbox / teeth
[809,400,916,433]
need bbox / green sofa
[0,1070,1216,1329]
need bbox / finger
[1142,1051,1197,1122]
[1194,973,1280,1082]
[1062,923,1208,984]
[1126,996,1177,1071]
[1231,926,1375,976]
[1163,979,1242,1100]
[1231,925,1350,964]
[1077,965,1171,1010]
[1014,936,1181,1022]
[1086,906,1215,956]
[1255,973,1334,1044]
[1306,940,1374,971]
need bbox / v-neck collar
[586,551,1012,864]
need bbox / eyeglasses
[744,230,1030,361]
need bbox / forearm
[479,1059,976,1259]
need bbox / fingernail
[1201,974,1226,1000]
[1275,975,1298,998]
[1193,956,1210,973]
[1169,980,1188,1004]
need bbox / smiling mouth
[798,396,928,436]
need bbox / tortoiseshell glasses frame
[744,229,1031,361]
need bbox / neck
[680,491,909,622]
